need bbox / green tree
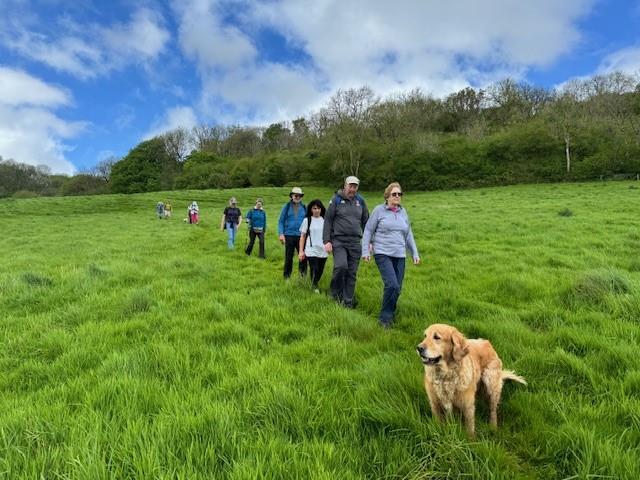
[321,86,379,176]
[262,123,291,152]
[110,137,179,193]
[61,174,108,196]
[0,158,52,197]
[220,127,262,157]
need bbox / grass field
[1,182,640,479]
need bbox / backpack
[303,217,313,247]
[332,192,366,209]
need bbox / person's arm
[322,197,336,252]
[361,198,370,232]
[277,204,287,241]
[220,212,226,230]
[361,207,380,260]
[404,211,420,264]
[246,210,252,228]
[298,218,309,259]
[237,213,242,227]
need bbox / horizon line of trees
[2,71,640,199]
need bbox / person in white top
[188,201,199,224]
[298,199,329,293]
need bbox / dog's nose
[416,345,425,355]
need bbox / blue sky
[0,0,639,174]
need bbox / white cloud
[174,0,257,70]
[173,0,596,125]
[554,45,640,92]
[254,0,595,89]
[0,7,170,79]
[3,31,104,80]
[100,8,170,60]
[201,62,324,124]
[597,46,640,75]
[0,67,85,174]
[0,105,84,175]
[144,106,199,139]
[0,66,72,106]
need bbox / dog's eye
[433,334,441,340]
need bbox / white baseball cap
[345,176,360,185]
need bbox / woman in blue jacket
[362,182,420,328]
[245,198,267,259]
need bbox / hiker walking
[323,176,369,308]
[298,199,328,293]
[188,201,199,224]
[362,182,420,328]
[278,187,307,279]
[221,197,242,249]
[156,201,165,219]
[245,198,266,258]
[164,201,172,218]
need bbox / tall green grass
[1,183,639,479]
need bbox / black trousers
[307,256,327,288]
[246,230,265,258]
[329,241,361,307]
[284,235,307,278]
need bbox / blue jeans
[226,222,237,248]
[374,255,406,325]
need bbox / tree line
[2,71,640,198]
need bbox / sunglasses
[292,194,302,198]
[390,192,403,197]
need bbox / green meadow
[1,182,640,479]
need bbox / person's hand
[413,256,421,265]
[362,255,370,262]
[279,234,285,244]
[298,252,305,261]
[324,242,333,253]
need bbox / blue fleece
[278,201,306,236]
[246,208,267,230]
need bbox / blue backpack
[332,192,366,209]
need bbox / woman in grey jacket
[362,182,420,328]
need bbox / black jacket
[323,189,369,243]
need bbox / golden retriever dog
[416,323,526,437]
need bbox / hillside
[1,182,639,478]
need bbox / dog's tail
[502,370,527,385]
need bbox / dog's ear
[451,329,469,362]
